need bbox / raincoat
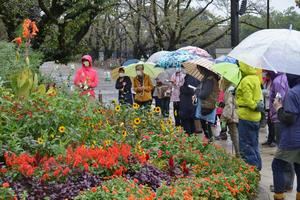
[236,63,262,122]
[74,55,99,97]
[269,73,289,123]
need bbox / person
[170,69,185,126]
[156,80,171,117]
[115,67,133,105]
[268,72,294,196]
[74,55,99,98]
[153,78,162,108]
[272,73,300,200]
[219,79,240,157]
[262,72,276,147]
[179,74,200,135]
[236,62,263,170]
[133,64,153,107]
[215,90,227,140]
[195,67,219,141]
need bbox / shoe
[262,141,271,146]
[270,185,293,193]
[273,193,284,200]
[269,142,276,147]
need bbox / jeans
[160,97,170,117]
[272,158,300,193]
[154,97,161,108]
[238,119,262,170]
[173,102,181,126]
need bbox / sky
[271,0,299,12]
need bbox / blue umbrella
[215,55,237,64]
[122,59,140,67]
[157,50,200,68]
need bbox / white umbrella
[229,29,300,75]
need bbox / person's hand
[255,101,265,112]
[273,98,283,111]
[218,102,225,108]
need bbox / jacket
[74,55,99,97]
[133,74,153,102]
[279,74,300,150]
[269,73,289,123]
[196,75,219,110]
[221,86,238,123]
[236,63,262,122]
[115,76,133,105]
[179,74,200,119]
[170,72,185,102]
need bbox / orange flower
[31,21,39,36]
[91,187,97,193]
[2,182,10,188]
[12,37,22,46]
[22,19,39,39]
[102,185,109,193]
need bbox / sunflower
[167,118,173,125]
[50,134,55,139]
[134,118,141,125]
[122,130,127,138]
[154,106,161,113]
[112,99,117,104]
[133,103,140,109]
[37,137,44,145]
[58,126,65,133]
[115,105,121,112]
[104,140,111,146]
[160,120,165,126]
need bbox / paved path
[40,62,297,200]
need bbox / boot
[296,192,300,200]
[274,193,284,200]
[194,119,202,134]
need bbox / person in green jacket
[236,62,263,170]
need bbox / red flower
[165,150,170,156]
[41,173,50,181]
[181,160,189,175]
[113,166,126,176]
[157,150,162,158]
[62,167,70,175]
[83,163,89,172]
[168,156,174,168]
[2,182,9,188]
[12,37,22,46]
[145,153,150,161]
[53,169,60,177]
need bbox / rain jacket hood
[239,62,257,77]
[287,73,300,88]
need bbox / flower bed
[0,87,260,200]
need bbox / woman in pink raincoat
[74,55,99,98]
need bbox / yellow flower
[154,106,161,113]
[58,126,65,133]
[37,137,44,145]
[104,140,111,146]
[112,99,117,104]
[167,118,173,126]
[92,140,96,145]
[133,103,140,109]
[134,118,141,125]
[122,130,127,138]
[115,105,121,112]
[50,134,55,139]
[160,120,165,126]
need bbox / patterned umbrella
[156,50,200,69]
[147,51,170,63]
[179,46,211,58]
